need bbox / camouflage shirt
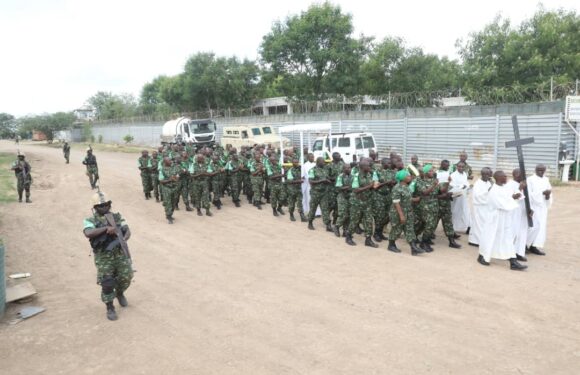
[391,183,413,213]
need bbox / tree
[0,113,16,139]
[259,2,369,100]
[88,91,138,120]
[19,112,76,141]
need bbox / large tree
[0,113,16,139]
[259,2,369,100]
[18,112,76,141]
[88,91,138,120]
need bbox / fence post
[403,114,408,161]
[556,112,563,179]
[493,114,500,170]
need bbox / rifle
[104,211,134,271]
[16,149,28,180]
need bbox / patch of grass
[0,153,17,203]
[32,141,155,154]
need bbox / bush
[123,134,134,144]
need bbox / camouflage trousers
[241,172,251,197]
[86,166,99,187]
[438,202,455,237]
[327,190,338,223]
[191,179,210,210]
[286,185,303,214]
[64,152,70,163]
[413,204,424,238]
[16,175,32,199]
[210,175,223,202]
[228,173,241,202]
[178,176,191,205]
[308,188,330,224]
[388,207,417,243]
[372,192,391,228]
[161,184,177,217]
[94,248,133,303]
[140,172,153,195]
[150,173,160,200]
[336,193,351,228]
[349,195,373,236]
[250,175,264,204]
[269,181,286,209]
[419,200,439,241]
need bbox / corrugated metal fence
[84,102,577,178]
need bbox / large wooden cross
[505,115,534,227]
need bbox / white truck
[160,117,217,149]
[311,132,377,163]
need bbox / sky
[1,0,578,117]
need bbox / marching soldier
[11,153,32,203]
[225,152,243,207]
[248,153,266,210]
[137,150,153,200]
[334,164,353,237]
[416,164,439,252]
[189,154,212,216]
[159,156,180,223]
[150,150,161,202]
[307,157,332,231]
[266,155,285,216]
[82,148,99,189]
[346,160,377,247]
[63,142,71,164]
[285,157,306,222]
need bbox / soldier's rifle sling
[104,212,134,271]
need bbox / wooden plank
[6,282,37,303]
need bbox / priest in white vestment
[450,162,471,233]
[506,168,529,261]
[526,164,553,255]
[478,171,527,270]
[468,167,493,246]
[302,153,316,214]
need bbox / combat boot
[106,302,117,321]
[355,224,363,235]
[155,196,160,203]
[410,240,425,256]
[205,208,213,217]
[308,220,315,230]
[345,231,356,246]
[256,201,262,210]
[300,212,307,222]
[174,203,180,211]
[216,199,222,210]
[197,208,203,216]
[373,228,383,243]
[18,193,22,203]
[333,225,341,237]
[379,225,389,241]
[365,236,378,248]
[185,203,193,212]
[145,193,149,200]
[234,200,241,207]
[326,223,333,232]
[510,258,528,271]
[387,240,401,253]
[167,215,174,224]
[453,232,461,239]
[289,212,296,222]
[117,293,128,307]
[25,197,32,203]
[277,206,285,215]
[420,240,433,252]
[273,207,279,217]
[448,236,462,249]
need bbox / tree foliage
[0,113,16,139]
[18,112,76,141]
[88,91,138,120]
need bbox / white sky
[1,0,577,117]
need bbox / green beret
[396,169,410,182]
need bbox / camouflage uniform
[372,168,396,232]
[177,160,191,208]
[83,212,133,303]
[189,162,211,210]
[83,153,99,188]
[159,164,179,218]
[388,183,417,243]
[307,165,331,224]
[326,161,345,223]
[285,166,304,215]
[348,171,374,236]
[416,176,439,242]
[267,161,285,210]
[437,183,455,237]
[137,156,153,197]
[248,159,265,205]
[63,143,70,163]
[225,158,242,203]
[12,159,32,202]
[150,155,161,201]
[335,172,353,229]
[207,160,222,204]
[240,154,252,201]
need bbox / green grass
[33,141,155,154]
[0,153,17,203]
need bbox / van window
[355,137,363,149]
[338,138,350,147]
[325,139,330,149]
[262,127,272,134]
[362,136,375,148]
[242,131,248,139]
[226,131,232,135]
[233,131,239,135]
[252,128,261,136]
[312,140,323,151]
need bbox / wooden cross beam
[505,115,534,227]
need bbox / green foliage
[123,134,134,144]
[0,113,16,139]
[88,91,138,120]
[0,152,17,202]
[82,122,93,142]
[18,112,76,141]
[259,2,369,100]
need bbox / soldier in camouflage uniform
[346,160,378,247]
[82,148,99,189]
[307,157,333,231]
[11,153,32,203]
[150,150,161,202]
[266,155,286,216]
[177,151,193,211]
[239,148,252,203]
[225,152,242,207]
[371,158,396,242]
[285,157,306,222]
[333,164,353,237]
[137,150,153,200]
[387,170,425,255]
[326,152,345,225]
[415,164,439,252]
[159,156,180,223]
[189,154,212,216]
[453,152,473,180]
[63,142,70,164]
[83,191,133,321]
[249,153,266,210]
[437,181,462,249]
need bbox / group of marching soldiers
[137,143,467,255]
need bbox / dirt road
[1,141,579,375]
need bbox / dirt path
[1,141,579,375]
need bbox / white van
[311,132,377,163]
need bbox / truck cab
[161,117,216,148]
[311,132,377,163]
[221,125,291,149]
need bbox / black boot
[175,203,180,211]
[326,223,333,232]
[345,231,356,246]
[510,258,528,271]
[277,206,285,215]
[289,212,296,222]
[453,232,461,239]
[355,224,363,235]
[185,203,193,212]
[167,215,174,224]
[373,228,383,243]
[18,193,22,203]
[365,236,378,248]
[217,199,222,210]
[106,302,117,321]
[25,197,32,203]
[197,208,203,216]
[117,293,128,307]
[410,240,425,256]
[387,240,401,253]
[308,220,314,230]
[333,225,341,237]
[421,240,433,252]
[477,254,490,266]
[379,225,388,241]
[145,193,150,200]
[273,207,279,217]
[448,236,462,249]
[300,212,307,222]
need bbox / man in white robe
[436,160,451,184]
[526,164,552,256]
[301,153,316,214]
[468,167,493,246]
[478,170,527,270]
[450,162,471,233]
[506,169,530,262]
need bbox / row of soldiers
[137,143,469,255]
